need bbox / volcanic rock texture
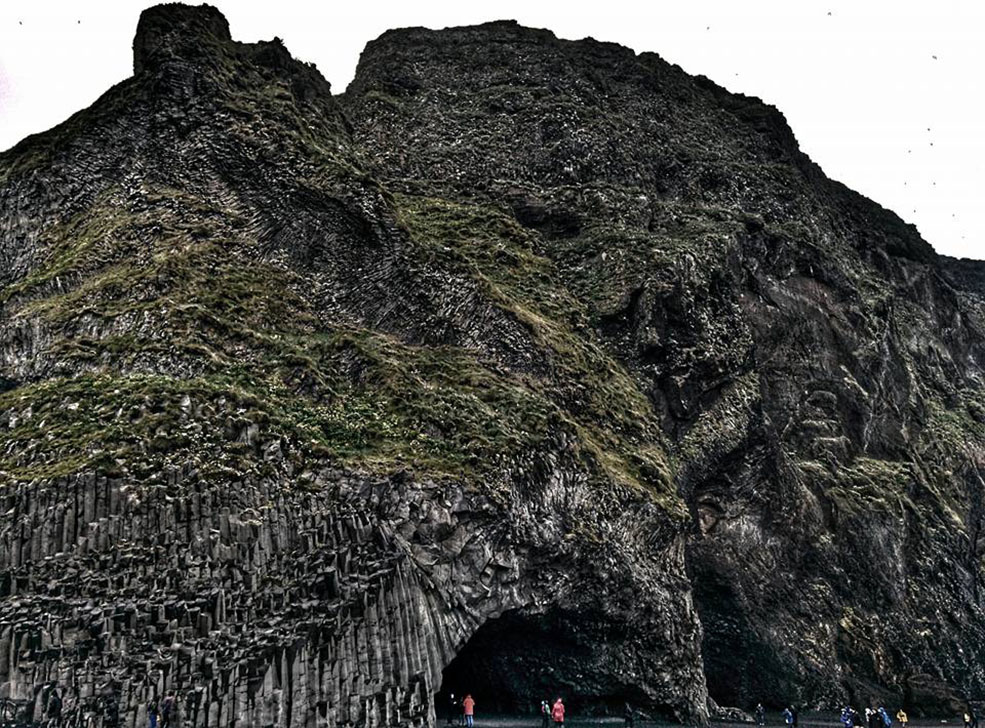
[1,4,984,728]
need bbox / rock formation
[1,4,984,728]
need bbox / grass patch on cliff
[394,194,681,511]
[1,220,566,486]
[0,336,561,486]
[826,458,914,518]
[0,189,568,485]
[3,183,681,515]
[549,211,740,320]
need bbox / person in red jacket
[552,698,565,726]
[463,695,475,728]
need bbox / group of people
[445,693,478,727]
[146,692,177,728]
[540,698,566,727]
[753,703,802,728]
[445,694,567,727]
[751,702,979,728]
[839,705,900,728]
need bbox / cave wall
[0,455,705,727]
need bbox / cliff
[0,5,983,728]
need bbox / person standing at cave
[782,707,793,728]
[896,709,907,728]
[46,687,63,728]
[541,700,551,728]
[463,695,475,728]
[624,703,635,728]
[552,698,566,726]
[147,698,159,728]
[791,706,799,728]
[841,705,854,728]
[756,704,766,727]
[972,707,980,728]
[878,707,891,728]
[448,694,458,726]
[160,692,176,728]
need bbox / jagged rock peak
[131,3,334,108]
[133,3,231,74]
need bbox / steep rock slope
[0,5,707,728]
[342,21,985,712]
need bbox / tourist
[541,700,551,728]
[552,698,565,726]
[756,704,766,727]
[160,692,176,728]
[46,688,62,728]
[782,707,793,728]
[147,699,159,728]
[463,695,475,728]
[878,707,891,728]
[448,694,458,726]
[896,709,908,728]
[624,703,634,728]
[842,706,855,728]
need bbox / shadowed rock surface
[342,20,985,714]
[0,5,701,728]
[0,5,984,728]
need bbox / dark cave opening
[436,611,566,718]
[434,609,643,720]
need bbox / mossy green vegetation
[394,194,682,511]
[1,183,681,518]
[810,457,915,520]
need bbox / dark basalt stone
[1,4,984,728]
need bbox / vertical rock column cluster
[0,468,490,728]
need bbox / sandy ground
[449,715,966,728]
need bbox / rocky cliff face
[0,5,703,728]
[342,20,985,714]
[1,5,983,728]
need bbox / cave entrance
[434,609,631,719]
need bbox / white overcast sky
[0,1,982,259]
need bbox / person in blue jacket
[842,706,856,728]
[878,707,892,728]
[783,708,794,728]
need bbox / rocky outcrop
[342,18,985,715]
[2,4,985,727]
[0,5,705,728]
[0,464,698,727]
